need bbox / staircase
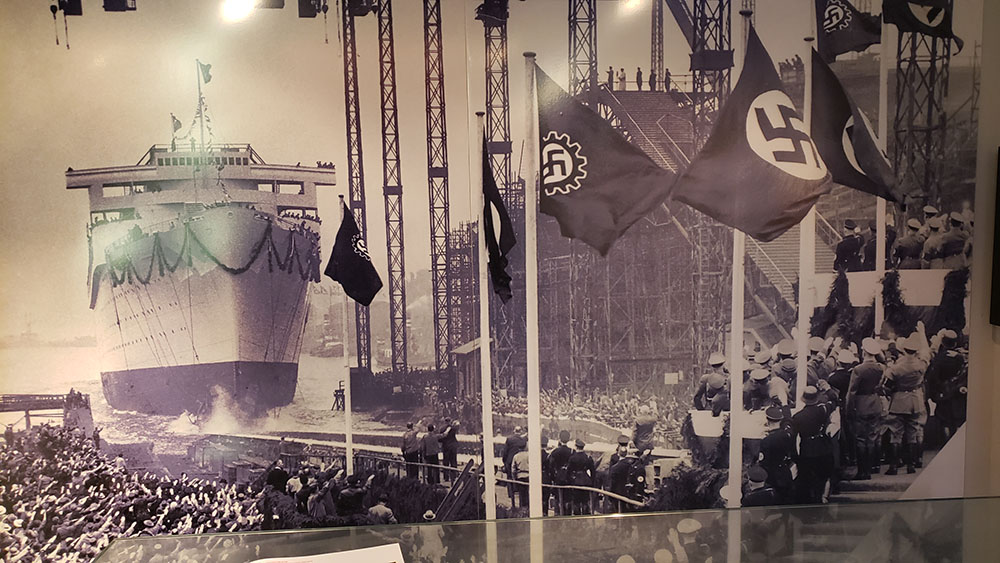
[433,460,481,522]
[745,224,837,305]
[599,89,693,173]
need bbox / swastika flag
[534,65,676,255]
[482,135,516,303]
[670,25,832,242]
[324,201,383,307]
[811,49,900,202]
[816,0,881,63]
[884,0,963,51]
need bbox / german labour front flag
[811,49,900,202]
[324,201,383,306]
[670,25,832,242]
[816,0,881,63]
[482,135,516,303]
[535,64,676,255]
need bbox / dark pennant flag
[811,49,900,202]
[482,135,516,303]
[816,0,881,63]
[670,25,832,242]
[535,65,676,255]
[324,202,383,306]
[198,60,213,84]
[884,0,963,50]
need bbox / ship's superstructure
[67,144,335,415]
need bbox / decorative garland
[104,218,321,288]
[929,267,970,336]
[882,270,916,337]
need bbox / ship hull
[92,206,319,415]
[101,361,297,416]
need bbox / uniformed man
[693,352,727,410]
[846,338,885,480]
[939,212,970,269]
[742,465,779,507]
[917,205,939,239]
[608,446,646,512]
[567,439,596,515]
[883,323,931,475]
[827,349,857,405]
[862,218,897,271]
[754,349,773,372]
[758,406,795,503]
[806,336,835,384]
[926,329,967,441]
[401,422,420,479]
[893,218,926,269]
[744,368,773,411]
[632,406,657,454]
[922,217,946,269]
[791,386,835,504]
[549,430,573,514]
[834,219,864,272]
[771,357,798,404]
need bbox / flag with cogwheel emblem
[815,0,881,63]
[324,201,383,306]
[535,64,676,255]
[670,25,832,242]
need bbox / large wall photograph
[0,1,986,562]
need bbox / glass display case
[95,496,1000,562]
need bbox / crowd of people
[834,204,974,272]
[0,424,263,562]
[690,322,968,506]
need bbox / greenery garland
[882,270,916,337]
[105,217,321,288]
[930,267,970,336]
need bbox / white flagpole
[522,52,544,520]
[475,111,498,522]
[874,14,893,336]
[339,195,354,477]
[796,6,818,408]
[726,3,752,517]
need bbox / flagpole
[796,7,818,409]
[196,59,205,153]
[340,196,355,477]
[874,15,893,337]
[522,52,543,520]
[725,4,752,520]
[475,111,498,522]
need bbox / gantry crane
[423,0,453,375]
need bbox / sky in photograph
[0,0,984,340]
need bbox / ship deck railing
[136,143,267,166]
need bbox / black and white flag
[324,201,383,306]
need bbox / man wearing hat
[917,205,939,239]
[846,338,885,480]
[694,352,728,411]
[893,218,927,269]
[922,217,946,269]
[939,212,970,269]
[791,386,835,503]
[744,368,774,411]
[548,430,573,514]
[806,336,835,384]
[883,322,931,475]
[742,466,779,506]
[926,329,968,441]
[566,439,596,515]
[608,444,644,511]
[502,426,527,495]
[834,220,864,272]
[401,422,420,479]
[758,406,795,503]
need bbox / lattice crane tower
[893,5,954,206]
[423,0,452,375]
[339,0,373,371]
[376,0,409,373]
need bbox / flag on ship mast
[324,201,383,306]
[534,65,676,255]
[482,135,516,303]
[171,113,182,132]
[197,60,213,84]
[815,0,881,62]
[669,25,832,242]
[810,49,900,202]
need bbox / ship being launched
[68,144,334,416]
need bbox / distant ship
[67,143,335,416]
